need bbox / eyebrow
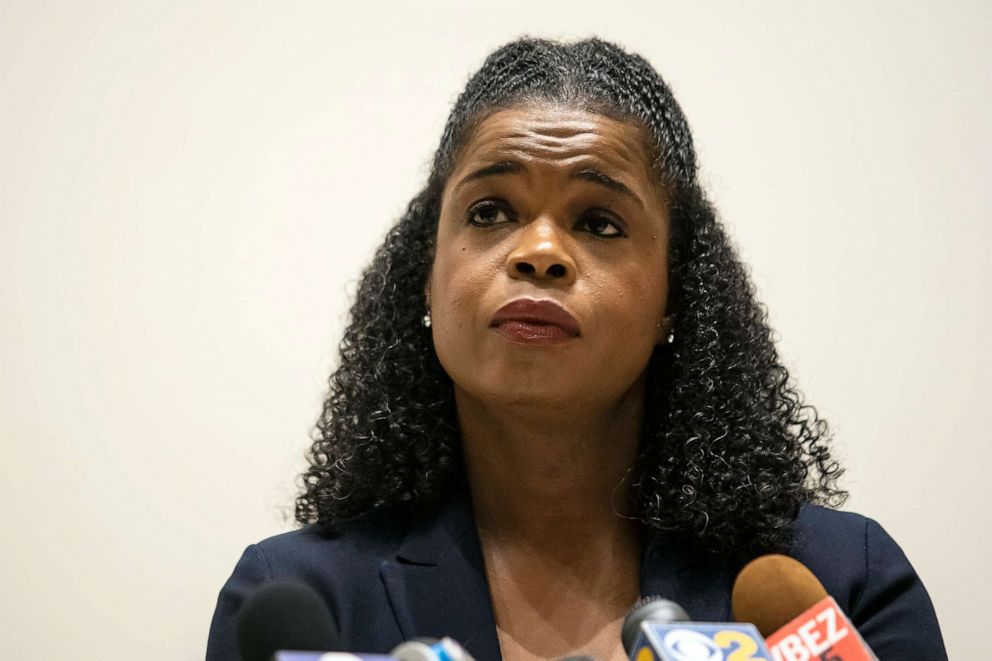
[453,160,645,209]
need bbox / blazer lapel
[379,491,502,661]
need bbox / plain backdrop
[1,1,989,658]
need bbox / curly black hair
[295,36,846,556]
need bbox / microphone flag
[764,596,877,661]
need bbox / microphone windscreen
[237,580,339,661]
[731,554,828,637]
[621,596,690,653]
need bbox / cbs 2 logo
[657,628,768,661]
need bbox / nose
[506,217,577,286]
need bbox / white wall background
[1,1,988,658]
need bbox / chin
[458,366,607,411]
[466,386,581,414]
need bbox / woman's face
[429,103,672,411]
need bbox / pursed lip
[490,298,581,337]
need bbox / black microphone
[236,580,340,661]
[269,636,477,661]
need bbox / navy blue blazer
[206,493,946,660]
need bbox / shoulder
[252,513,407,578]
[206,512,409,661]
[788,503,912,611]
[786,503,947,660]
[788,503,921,604]
[789,503,871,592]
[243,510,408,609]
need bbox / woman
[207,37,945,661]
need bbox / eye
[579,212,626,238]
[466,200,514,228]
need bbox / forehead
[449,104,657,187]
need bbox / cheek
[587,263,669,378]
[586,248,669,324]
[432,243,492,318]
[428,235,500,368]
[430,212,510,311]
[595,285,667,388]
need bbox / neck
[457,380,645,543]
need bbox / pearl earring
[422,311,432,328]
[658,318,675,344]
